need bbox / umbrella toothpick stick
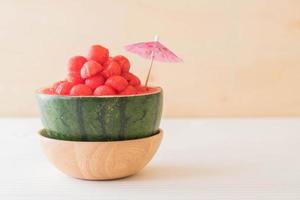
[145,35,159,87]
[145,52,154,87]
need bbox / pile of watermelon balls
[41,45,150,96]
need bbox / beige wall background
[0,0,300,117]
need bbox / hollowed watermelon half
[36,87,163,141]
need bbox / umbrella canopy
[125,36,182,86]
[124,40,182,63]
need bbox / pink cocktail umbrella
[125,36,182,87]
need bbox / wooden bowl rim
[38,129,163,143]
[36,86,162,99]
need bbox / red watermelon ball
[55,82,74,95]
[40,87,55,95]
[70,84,93,96]
[147,87,158,93]
[113,55,130,73]
[120,85,137,95]
[122,72,141,86]
[68,56,87,72]
[85,74,105,90]
[105,75,128,92]
[103,56,113,69]
[136,86,148,94]
[94,85,116,96]
[52,80,66,91]
[102,61,121,78]
[87,45,109,64]
[81,60,103,79]
[67,72,84,84]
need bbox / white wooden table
[0,118,299,200]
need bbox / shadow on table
[125,164,241,181]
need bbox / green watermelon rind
[36,88,163,141]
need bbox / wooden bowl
[36,87,163,141]
[38,129,163,180]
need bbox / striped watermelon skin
[37,88,163,141]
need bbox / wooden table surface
[0,118,299,200]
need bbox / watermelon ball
[85,74,105,90]
[68,56,87,72]
[122,72,141,86]
[120,85,137,95]
[52,80,66,91]
[136,86,148,94]
[94,85,116,96]
[87,45,109,64]
[40,87,55,95]
[113,55,130,73]
[81,60,103,79]
[70,84,93,96]
[55,81,74,95]
[67,72,84,84]
[105,75,128,92]
[147,87,158,93]
[102,61,121,78]
[103,56,113,69]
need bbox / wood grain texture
[38,129,163,180]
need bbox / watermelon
[36,87,163,141]
[94,85,116,96]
